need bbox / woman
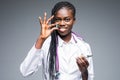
[20,1,94,80]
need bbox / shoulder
[72,32,91,48]
[72,33,92,55]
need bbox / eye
[64,18,71,22]
[55,18,61,22]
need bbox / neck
[59,32,72,43]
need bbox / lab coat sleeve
[86,43,94,80]
[20,45,44,77]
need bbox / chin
[57,31,71,38]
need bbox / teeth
[59,28,66,32]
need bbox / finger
[79,57,89,68]
[76,58,82,67]
[38,16,43,24]
[76,57,87,68]
[76,58,89,73]
[48,23,58,29]
[43,12,47,24]
[50,27,59,32]
[81,57,89,67]
[46,15,54,24]
[79,54,89,67]
[76,58,83,71]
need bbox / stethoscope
[54,32,80,79]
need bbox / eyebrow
[55,16,72,18]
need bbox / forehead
[55,8,73,18]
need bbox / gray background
[0,0,120,80]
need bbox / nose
[59,20,65,26]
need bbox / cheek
[67,20,75,26]
[67,22,74,29]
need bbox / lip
[58,27,67,32]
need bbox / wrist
[35,36,46,49]
[81,70,88,80]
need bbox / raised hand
[35,12,58,49]
[39,12,58,40]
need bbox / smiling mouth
[58,27,67,32]
[56,24,67,32]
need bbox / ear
[73,18,76,24]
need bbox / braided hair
[48,1,76,79]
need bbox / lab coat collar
[57,33,79,47]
